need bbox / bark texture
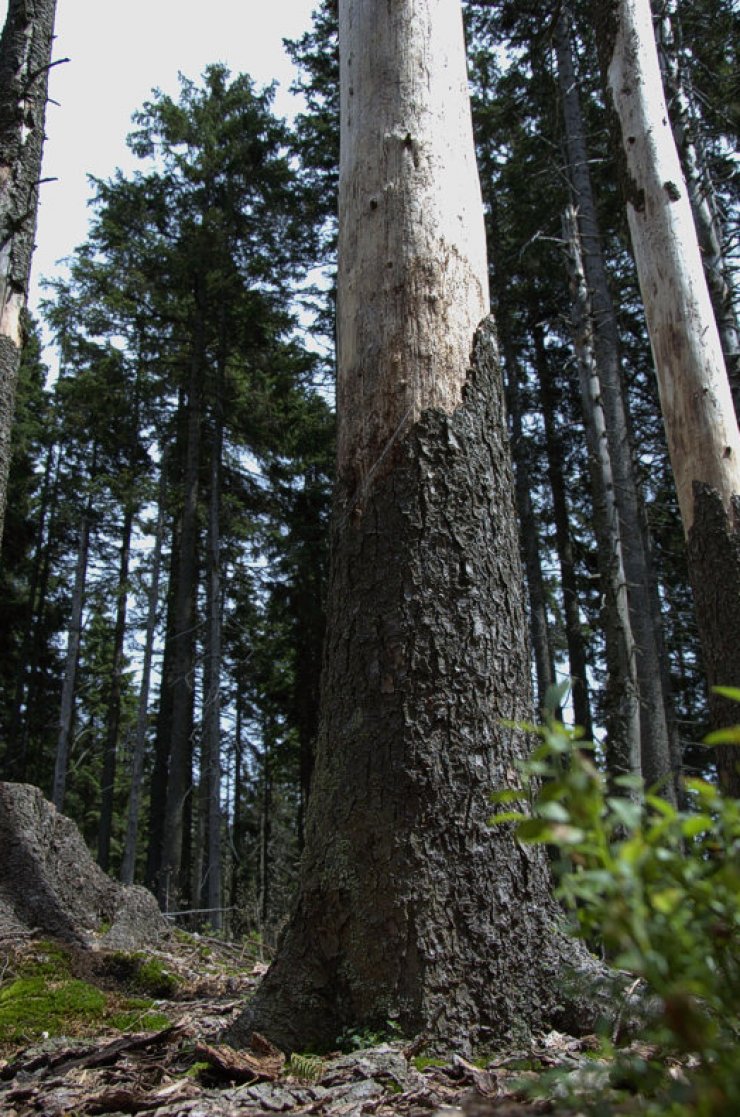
[0,0,57,549]
[336,0,488,485]
[592,0,740,533]
[686,486,740,798]
[654,0,740,411]
[226,324,607,1054]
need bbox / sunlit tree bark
[591,0,740,795]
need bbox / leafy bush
[490,689,740,1115]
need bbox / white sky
[0,0,318,313]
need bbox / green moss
[184,1060,212,1079]
[0,976,106,1043]
[106,952,180,997]
[18,941,72,979]
[413,1056,447,1072]
[107,1001,171,1032]
[0,969,172,1047]
[135,957,180,997]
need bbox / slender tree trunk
[591,0,740,796]
[229,690,246,915]
[97,504,133,870]
[227,0,608,1053]
[556,4,677,798]
[52,493,92,810]
[0,0,58,549]
[531,319,594,740]
[258,738,272,932]
[200,402,223,930]
[121,469,166,885]
[488,200,557,715]
[505,357,557,712]
[160,301,205,906]
[653,0,740,410]
[562,205,641,783]
[145,506,178,891]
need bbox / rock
[0,782,168,949]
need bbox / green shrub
[490,687,740,1115]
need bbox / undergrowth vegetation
[0,942,170,1048]
[491,685,740,1115]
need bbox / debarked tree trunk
[225,322,609,1054]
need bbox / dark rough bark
[225,322,608,1055]
[0,782,168,948]
[686,486,740,797]
[0,0,58,549]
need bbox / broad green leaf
[487,811,527,827]
[538,801,571,823]
[711,686,740,703]
[650,888,682,914]
[645,794,677,819]
[681,815,715,839]
[607,797,642,832]
[704,727,740,745]
[489,788,524,805]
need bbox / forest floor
[0,934,674,1117]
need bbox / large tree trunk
[0,0,57,550]
[591,0,740,796]
[227,325,604,1053]
[226,0,606,1053]
[555,4,678,798]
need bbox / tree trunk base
[226,321,612,1053]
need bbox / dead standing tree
[226,0,606,1053]
[590,0,740,796]
[0,0,59,549]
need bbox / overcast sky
[0,0,318,314]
